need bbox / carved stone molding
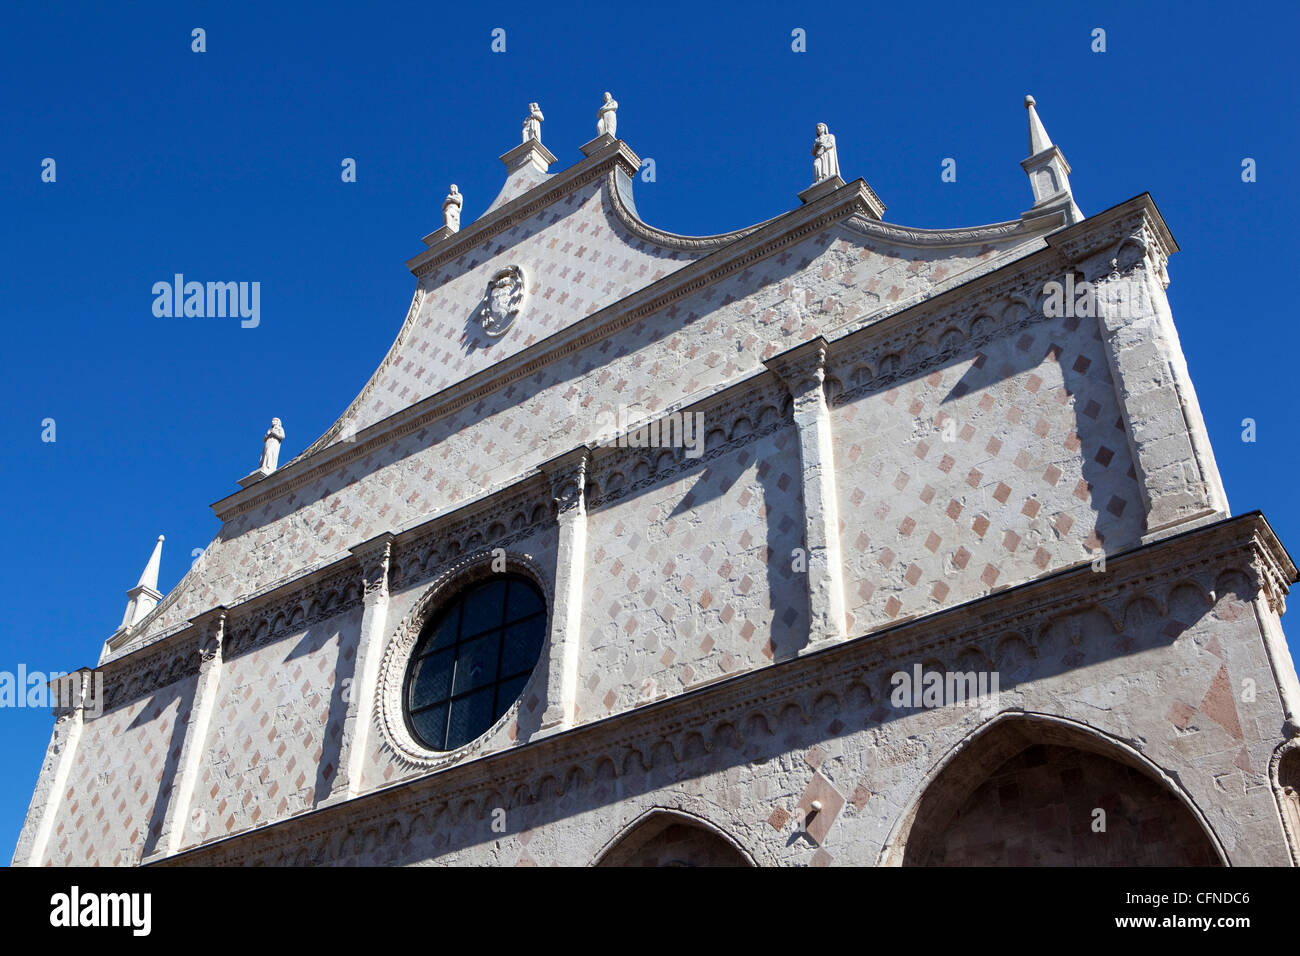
[604,170,768,252]
[584,378,791,512]
[223,562,366,660]
[390,477,554,593]
[1045,198,1176,278]
[829,272,1051,409]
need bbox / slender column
[329,532,394,802]
[12,669,95,866]
[766,338,848,647]
[538,447,590,732]
[151,606,226,857]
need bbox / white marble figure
[597,92,618,138]
[522,103,544,143]
[442,185,462,232]
[812,123,840,183]
[259,418,285,473]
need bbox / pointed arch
[592,807,754,868]
[879,712,1227,866]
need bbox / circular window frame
[377,551,550,769]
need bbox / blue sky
[2,0,1297,858]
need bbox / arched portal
[886,714,1224,866]
[1276,746,1300,865]
[594,809,754,867]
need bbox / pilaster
[148,606,226,859]
[328,532,395,802]
[538,447,590,732]
[11,669,95,866]
[1089,256,1229,540]
[766,338,848,647]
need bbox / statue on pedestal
[522,103,544,143]
[259,418,285,473]
[812,123,840,183]
[442,185,462,232]
[597,92,618,138]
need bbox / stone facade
[14,101,1300,867]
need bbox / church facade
[15,95,1300,867]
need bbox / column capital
[765,337,833,401]
[52,667,97,721]
[350,533,395,601]
[188,606,228,664]
[538,446,591,518]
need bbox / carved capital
[189,606,228,665]
[1249,531,1293,617]
[1045,197,1177,279]
[351,533,395,602]
[538,447,591,520]
[765,337,832,408]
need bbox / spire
[1019,94,1083,226]
[115,535,165,633]
[1025,95,1053,156]
[136,534,164,592]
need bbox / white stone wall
[833,301,1145,631]
[182,605,363,849]
[152,519,1297,867]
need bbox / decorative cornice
[841,212,1038,248]
[765,336,831,400]
[584,375,791,512]
[604,169,772,251]
[1045,192,1178,268]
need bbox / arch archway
[883,713,1225,866]
[1275,745,1300,866]
[594,808,754,867]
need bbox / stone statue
[442,185,462,232]
[522,103,544,143]
[597,92,618,138]
[812,123,840,183]
[259,418,285,473]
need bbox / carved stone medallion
[479,265,526,337]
